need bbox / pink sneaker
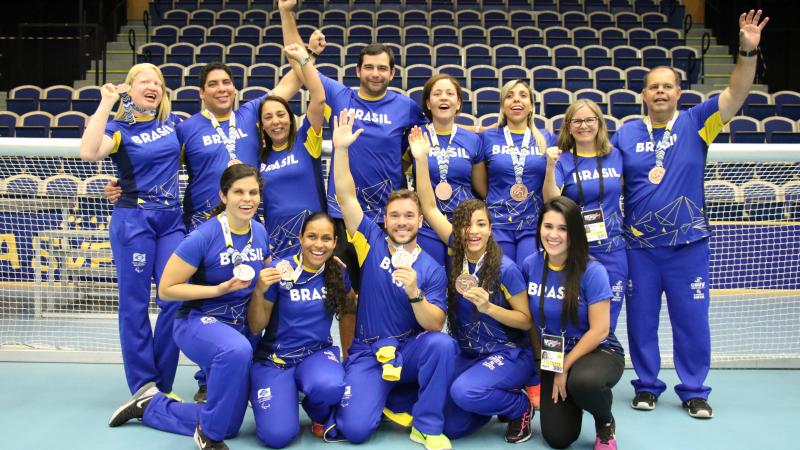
[594,436,617,450]
[594,419,617,450]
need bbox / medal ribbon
[461,252,486,278]
[644,111,679,170]
[206,109,239,163]
[284,253,326,286]
[427,123,458,183]
[571,148,605,208]
[218,212,253,267]
[503,127,533,185]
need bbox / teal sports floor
[2,363,797,449]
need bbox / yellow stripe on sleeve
[304,124,323,159]
[500,283,512,300]
[323,104,333,122]
[110,131,122,154]
[347,229,371,267]
[697,111,726,145]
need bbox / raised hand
[463,287,491,313]
[254,267,282,294]
[100,83,120,104]
[408,126,432,160]
[332,110,364,150]
[308,29,327,56]
[391,266,420,299]
[545,146,562,167]
[738,9,768,51]
[284,42,309,63]
[278,0,296,13]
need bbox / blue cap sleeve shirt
[260,117,326,258]
[320,73,428,224]
[522,251,622,353]
[479,127,558,231]
[174,216,270,333]
[414,126,482,226]
[104,114,182,209]
[450,254,529,356]
[554,148,625,253]
[253,254,352,366]
[347,215,447,343]
[611,96,726,248]
[176,95,266,229]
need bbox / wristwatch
[738,47,759,57]
[299,56,311,67]
[408,290,424,304]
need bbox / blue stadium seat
[573,27,600,48]
[678,89,704,110]
[347,25,374,44]
[460,26,487,46]
[612,45,641,69]
[545,27,572,48]
[138,42,168,65]
[262,24,282,45]
[532,66,562,91]
[574,88,607,104]
[297,9,321,27]
[642,12,668,30]
[563,66,593,91]
[43,175,81,197]
[563,11,588,28]
[216,9,243,27]
[483,0,509,12]
[227,63,246,90]
[704,180,743,221]
[404,43,433,66]
[516,26,544,46]
[407,25,433,45]
[628,28,656,48]
[763,116,796,136]
[553,45,581,68]
[407,86,424,107]
[469,65,500,90]
[615,11,640,30]
[376,25,402,45]
[4,174,41,196]
[537,11,562,29]
[541,88,572,117]
[0,111,19,137]
[159,63,184,90]
[589,12,615,30]
[593,66,625,92]
[742,180,783,221]
[605,116,621,132]
[499,65,529,87]
[402,10,428,28]
[455,113,477,127]
[488,26,515,46]
[316,43,343,66]
[671,46,700,84]
[167,42,196,66]
[72,86,102,115]
[484,10,509,28]
[180,25,207,45]
[247,63,279,89]
[172,86,201,114]
[464,44,492,67]
[226,42,255,66]
[473,87,501,117]
[551,113,565,131]
[728,116,764,144]
[524,44,553,68]
[40,85,74,115]
[342,64,359,86]
[350,10,376,27]
[510,11,536,29]
[162,10,189,28]
[438,65,468,91]
[456,10,482,28]
[624,66,649,91]
[656,28,683,49]
[344,43,367,66]
[600,27,627,48]
[493,44,523,67]
[190,9,215,28]
[7,85,42,115]
[559,0,582,13]
[584,0,609,13]
[207,25,234,45]
[642,45,670,68]
[433,43,461,66]
[17,111,53,138]
[479,113,500,128]
[256,43,284,66]
[608,89,641,117]
[322,10,348,27]
[316,64,342,83]
[319,25,346,46]
[377,10,402,27]
[456,0,481,12]
[429,9,454,27]
[242,10,268,26]
[405,64,434,90]
[433,25,459,45]
[239,86,269,102]
[583,45,612,69]
[196,42,225,64]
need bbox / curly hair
[300,212,352,319]
[446,199,504,335]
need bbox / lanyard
[284,253,326,286]
[538,257,568,336]
[427,123,458,183]
[571,149,605,208]
[503,127,533,184]
[644,111,679,169]
[205,109,239,163]
[218,212,252,266]
[461,252,486,278]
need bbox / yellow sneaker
[164,391,183,401]
[410,427,452,450]
[383,407,413,427]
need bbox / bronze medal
[275,260,294,281]
[455,273,479,295]
[510,183,529,202]
[434,182,453,201]
[648,166,666,184]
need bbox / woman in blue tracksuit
[106,164,270,450]
[409,126,535,444]
[543,99,626,333]
[521,196,624,450]
[248,212,356,448]
[79,63,184,398]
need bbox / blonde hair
[498,79,547,154]
[114,63,172,123]
[556,99,612,157]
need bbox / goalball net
[0,138,798,368]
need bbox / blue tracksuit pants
[592,247,628,332]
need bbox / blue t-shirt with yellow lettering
[451,255,529,357]
[522,251,621,353]
[104,114,182,209]
[174,215,270,332]
[254,254,352,365]
[348,216,447,342]
[554,148,625,253]
[611,97,725,248]
[260,118,326,258]
[177,96,266,229]
[321,74,427,224]
[480,128,557,231]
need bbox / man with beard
[320,43,428,291]
[321,109,455,450]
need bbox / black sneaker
[194,424,229,450]
[682,398,713,419]
[630,391,657,410]
[194,384,207,403]
[504,405,533,444]
[108,381,158,427]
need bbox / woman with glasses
[543,99,626,334]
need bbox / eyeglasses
[569,117,599,128]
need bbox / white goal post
[0,138,798,368]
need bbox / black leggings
[540,347,625,449]
[333,217,362,292]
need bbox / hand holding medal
[253,267,283,296]
[461,283,491,313]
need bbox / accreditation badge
[540,333,565,373]
[581,208,607,242]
